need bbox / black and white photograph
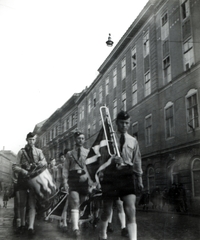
[0,0,200,239]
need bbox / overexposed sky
[0,0,148,154]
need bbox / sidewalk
[136,201,200,218]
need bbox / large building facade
[35,0,200,211]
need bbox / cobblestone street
[0,197,200,240]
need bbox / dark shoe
[15,226,26,235]
[62,226,68,232]
[121,228,129,237]
[73,229,80,237]
[99,236,107,240]
[93,217,100,228]
[107,223,114,233]
[28,228,35,236]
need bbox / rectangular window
[181,0,190,20]
[122,92,126,111]
[121,58,126,80]
[93,120,96,132]
[161,13,169,40]
[113,99,117,120]
[67,119,69,129]
[69,116,72,128]
[163,40,169,58]
[105,78,109,96]
[88,125,91,138]
[163,56,171,83]
[144,71,151,97]
[131,47,137,69]
[183,38,194,70]
[81,105,84,120]
[50,129,53,141]
[165,105,174,138]
[64,120,67,132]
[187,93,199,130]
[113,68,117,99]
[61,121,65,133]
[113,68,117,88]
[88,98,91,113]
[143,31,149,57]
[132,122,138,140]
[132,82,137,106]
[72,114,76,126]
[99,118,102,127]
[79,109,82,121]
[145,115,152,146]
[99,86,103,104]
[93,92,96,107]
[43,137,46,147]
[182,19,191,40]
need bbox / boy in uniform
[63,131,89,237]
[12,132,47,236]
[99,111,143,240]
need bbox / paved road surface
[0,196,200,240]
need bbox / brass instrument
[99,105,120,157]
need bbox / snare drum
[28,166,58,211]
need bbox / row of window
[85,90,199,143]
[41,112,77,147]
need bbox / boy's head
[26,132,36,147]
[116,111,130,134]
[74,131,85,147]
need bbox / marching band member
[99,110,143,240]
[57,152,69,231]
[62,131,89,238]
[12,132,47,236]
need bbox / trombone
[100,106,120,157]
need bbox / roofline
[98,0,156,74]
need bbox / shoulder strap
[21,148,32,164]
[70,152,83,169]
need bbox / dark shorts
[16,173,29,191]
[68,170,89,196]
[101,167,135,200]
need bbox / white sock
[100,220,108,239]
[108,209,113,223]
[127,222,137,240]
[71,209,79,231]
[118,211,126,229]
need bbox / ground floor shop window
[147,167,155,193]
[192,158,200,197]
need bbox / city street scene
[0,0,200,240]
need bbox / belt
[70,169,85,175]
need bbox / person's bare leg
[122,194,137,240]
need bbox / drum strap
[21,148,33,164]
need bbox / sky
[0,0,149,154]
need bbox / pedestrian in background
[3,187,9,208]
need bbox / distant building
[0,150,16,190]
[34,92,86,162]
